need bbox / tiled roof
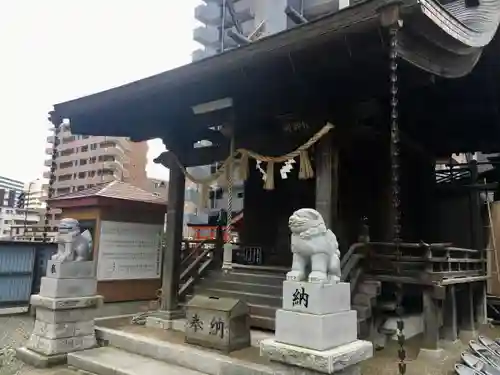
[50,181,166,204]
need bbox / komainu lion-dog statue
[52,218,93,263]
[286,208,341,284]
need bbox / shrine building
[47,0,500,352]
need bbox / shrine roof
[49,181,166,205]
[51,0,415,141]
[50,0,500,152]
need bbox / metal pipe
[227,29,251,45]
[285,5,308,25]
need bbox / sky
[0,1,202,184]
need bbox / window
[81,145,89,153]
[89,157,97,164]
[60,149,74,157]
[80,159,87,166]
[237,192,244,199]
[78,172,86,179]
[90,144,98,150]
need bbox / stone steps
[73,326,305,375]
[205,270,286,286]
[193,288,282,307]
[197,279,283,295]
[193,269,285,330]
[69,346,207,375]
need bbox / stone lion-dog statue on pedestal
[286,208,341,283]
[52,218,93,263]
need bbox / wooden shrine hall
[49,0,500,352]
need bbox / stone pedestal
[261,281,373,374]
[16,261,102,368]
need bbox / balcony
[45,147,53,155]
[233,0,254,23]
[304,0,342,18]
[192,48,217,62]
[107,137,131,151]
[44,159,53,167]
[194,25,220,47]
[102,160,123,171]
[195,2,221,25]
[46,135,55,144]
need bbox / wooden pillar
[160,161,185,317]
[475,281,488,325]
[442,285,458,341]
[422,290,441,350]
[315,132,338,231]
[459,284,476,333]
[469,157,484,250]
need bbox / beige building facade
[44,122,149,196]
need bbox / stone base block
[261,338,373,374]
[145,315,186,331]
[31,294,103,310]
[33,320,94,339]
[282,281,351,315]
[40,277,97,298]
[16,346,67,368]
[47,261,95,279]
[36,307,99,324]
[27,333,97,356]
[276,309,357,351]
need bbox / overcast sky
[0,1,201,184]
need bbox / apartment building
[44,122,149,196]
[24,178,46,210]
[192,0,344,61]
[0,176,23,207]
[0,176,40,237]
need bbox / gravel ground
[0,300,151,375]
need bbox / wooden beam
[154,145,230,169]
[315,132,338,230]
[191,128,228,146]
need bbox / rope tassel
[264,161,275,190]
[238,151,249,181]
[298,150,314,180]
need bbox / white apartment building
[0,176,41,237]
[0,208,40,238]
[24,178,46,210]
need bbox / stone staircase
[191,265,383,336]
[192,267,284,330]
[67,325,282,375]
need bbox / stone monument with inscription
[260,209,373,375]
[17,218,102,368]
